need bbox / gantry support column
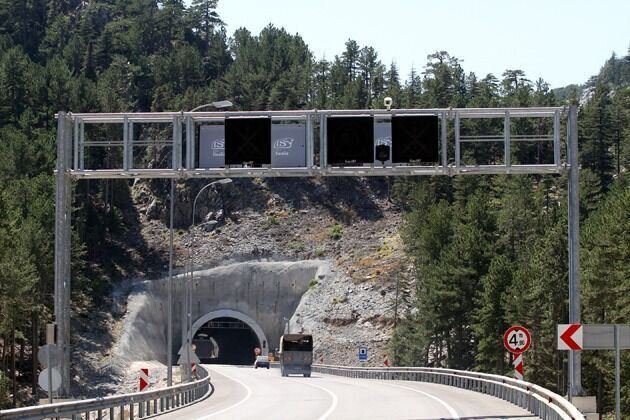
[567,105,582,398]
[54,112,73,396]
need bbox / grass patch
[315,246,326,257]
[329,223,343,240]
[331,295,348,305]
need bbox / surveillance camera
[384,97,393,110]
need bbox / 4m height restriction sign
[503,326,532,354]
[503,326,531,381]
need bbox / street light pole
[174,101,233,382]
[185,178,232,381]
[167,179,175,386]
[189,101,233,112]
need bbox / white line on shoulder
[197,370,252,420]
[297,379,339,420]
[383,382,460,419]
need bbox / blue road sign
[359,346,368,362]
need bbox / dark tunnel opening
[192,317,260,365]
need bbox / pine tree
[473,255,513,373]
[580,82,615,193]
[0,47,36,124]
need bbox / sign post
[38,323,60,403]
[504,326,531,380]
[614,325,620,420]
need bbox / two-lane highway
[159,365,537,419]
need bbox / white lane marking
[197,370,252,420]
[296,379,339,420]
[383,382,460,419]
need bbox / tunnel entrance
[192,317,261,365]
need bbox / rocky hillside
[137,176,414,364]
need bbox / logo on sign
[274,137,294,156]
[211,139,225,157]
[274,137,295,149]
[376,136,391,146]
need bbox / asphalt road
[158,364,537,420]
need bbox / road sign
[558,324,583,350]
[558,324,630,350]
[358,346,368,362]
[503,326,532,354]
[139,368,149,391]
[38,368,61,392]
[38,344,62,368]
[513,353,524,380]
[46,323,56,345]
[582,324,629,350]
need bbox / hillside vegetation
[0,0,628,414]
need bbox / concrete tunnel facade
[116,260,329,364]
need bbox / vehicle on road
[279,334,313,377]
[254,355,270,369]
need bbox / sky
[191,0,629,89]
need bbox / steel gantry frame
[54,106,581,397]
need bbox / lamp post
[168,100,232,384]
[167,179,175,387]
[189,100,233,112]
[184,178,232,381]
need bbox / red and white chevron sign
[513,354,524,380]
[138,368,149,391]
[557,324,583,350]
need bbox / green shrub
[329,223,343,240]
[0,372,10,409]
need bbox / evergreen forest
[0,0,628,414]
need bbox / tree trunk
[19,340,24,369]
[0,334,5,372]
[31,312,38,396]
[11,326,16,406]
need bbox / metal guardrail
[0,367,212,420]
[312,364,585,420]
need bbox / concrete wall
[115,260,329,362]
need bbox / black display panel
[326,116,374,165]
[391,115,439,163]
[225,118,271,166]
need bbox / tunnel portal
[192,317,261,365]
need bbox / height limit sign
[503,326,531,381]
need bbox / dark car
[254,355,270,369]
